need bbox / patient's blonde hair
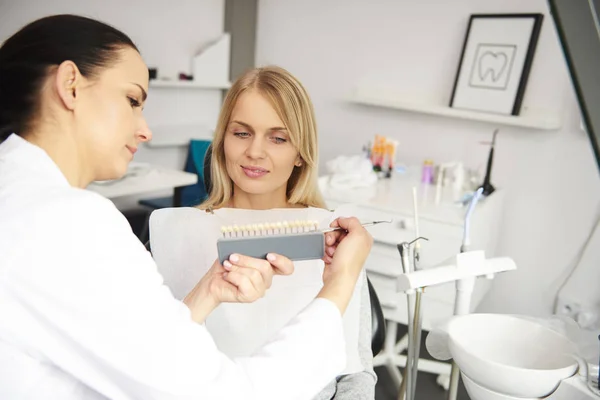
[198,65,326,210]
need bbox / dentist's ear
[55,60,81,111]
[295,156,303,167]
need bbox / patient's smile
[242,165,269,178]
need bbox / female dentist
[0,15,373,400]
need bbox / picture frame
[449,14,544,116]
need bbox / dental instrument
[323,219,393,232]
[479,129,498,197]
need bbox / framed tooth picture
[449,13,544,115]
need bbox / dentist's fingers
[323,224,347,265]
[317,216,373,314]
[224,253,294,277]
[324,229,345,246]
[222,266,265,302]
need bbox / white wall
[256,0,600,316]
[0,0,225,208]
[0,0,224,80]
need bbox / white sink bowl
[447,314,578,398]
[461,373,527,400]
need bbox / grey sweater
[312,272,377,399]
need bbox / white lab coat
[0,134,346,400]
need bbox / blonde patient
[204,67,319,211]
[150,66,376,399]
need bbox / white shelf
[149,80,231,90]
[348,91,562,131]
[145,124,214,148]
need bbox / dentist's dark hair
[0,14,139,142]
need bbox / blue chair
[137,140,211,242]
[139,139,212,210]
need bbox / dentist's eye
[272,136,287,144]
[128,97,141,108]
[234,131,250,138]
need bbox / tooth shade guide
[220,219,322,238]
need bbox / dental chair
[137,139,211,242]
[368,278,386,356]
[144,144,387,356]
[139,139,212,210]
[202,144,387,356]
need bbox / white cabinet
[322,173,504,322]
[320,171,504,385]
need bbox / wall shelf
[149,80,231,90]
[348,90,562,131]
[145,124,214,148]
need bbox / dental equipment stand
[394,192,597,400]
[395,250,517,400]
[396,188,517,400]
[397,188,428,400]
[397,237,428,400]
[448,187,484,400]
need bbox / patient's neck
[231,188,289,210]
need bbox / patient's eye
[233,131,250,138]
[271,136,287,144]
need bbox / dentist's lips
[126,145,137,155]
[241,165,269,178]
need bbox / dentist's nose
[136,117,152,143]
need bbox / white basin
[461,373,536,400]
[447,313,579,398]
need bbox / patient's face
[224,89,300,206]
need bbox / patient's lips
[241,165,268,178]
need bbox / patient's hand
[183,254,294,323]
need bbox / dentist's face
[74,47,152,181]
[223,89,301,201]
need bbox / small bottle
[372,143,382,172]
[362,142,371,159]
[421,160,434,184]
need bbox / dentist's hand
[216,253,295,302]
[318,217,373,314]
[184,253,294,323]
